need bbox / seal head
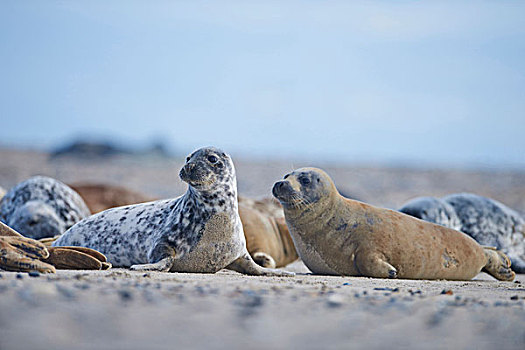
[8,200,65,239]
[0,176,90,239]
[180,147,235,193]
[272,167,336,214]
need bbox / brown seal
[272,167,515,281]
[238,197,298,268]
[68,183,155,214]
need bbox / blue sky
[1,1,524,168]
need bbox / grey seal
[400,193,525,273]
[0,176,90,239]
[53,147,292,276]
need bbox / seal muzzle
[272,181,295,202]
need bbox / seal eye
[299,177,311,186]
[207,155,218,164]
[186,157,190,162]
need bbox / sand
[0,266,523,350]
[0,148,524,349]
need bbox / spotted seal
[272,167,515,281]
[400,193,525,273]
[0,176,90,240]
[53,147,291,276]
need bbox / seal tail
[482,247,515,281]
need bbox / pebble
[16,274,23,279]
[74,282,90,290]
[409,289,422,296]
[374,287,399,292]
[326,294,345,308]
[441,289,453,295]
[510,295,518,300]
[118,289,133,301]
[28,271,40,278]
[56,285,76,299]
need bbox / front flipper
[130,256,175,272]
[226,252,294,276]
[355,251,397,279]
[130,243,180,272]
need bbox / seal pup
[272,168,515,281]
[400,193,525,273]
[0,176,90,240]
[54,147,291,276]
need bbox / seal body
[0,176,90,239]
[65,184,298,269]
[400,193,525,273]
[54,147,291,276]
[238,197,298,268]
[273,168,515,281]
[68,183,155,214]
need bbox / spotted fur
[399,193,525,273]
[52,147,290,276]
[0,176,90,239]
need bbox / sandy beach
[0,148,524,349]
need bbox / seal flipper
[252,252,277,268]
[482,247,515,281]
[506,254,525,274]
[355,251,398,279]
[226,252,294,276]
[130,256,175,272]
[130,243,183,272]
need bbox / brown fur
[68,183,155,214]
[276,168,515,281]
[238,200,298,268]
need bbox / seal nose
[272,181,290,197]
[179,163,195,181]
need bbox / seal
[53,147,291,276]
[64,184,297,268]
[400,193,525,273]
[0,176,90,240]
[238,197,298,268]
[272,167,515,281]
[68,183,155,214]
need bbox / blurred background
[1,0,524,168]
[1,0,524,210]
